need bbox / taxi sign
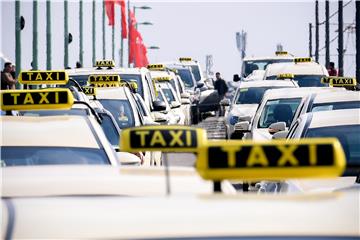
[179,57,192,62]
[321,77,357,87]
[95,60,115,68]
[147,64,165,70]
[119,81,138,90]
[18,71,69,85]
[1,88,74,111]
[88,75,120,87]
[153,76,172,81]
[294,57,312,63]
[277,73,294,79]
[82,86,96,96]
[275,51,288,55]
[120,126,207,152]
[197,138,345,181]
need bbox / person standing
[214,72,228,116]
[1,62,17,90]
[327,62,338,76]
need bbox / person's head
[215,72,221,80]
[4,62,12,72]
[76,61,82,68]
[329,62,335,69]
[11,65,15,72]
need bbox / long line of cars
[1,54,359,239]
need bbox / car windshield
[68,75,88,86]
[1,146,109,166]
[236,87,288,104]
[190,65,201,81]
[311,101,360,112]
[98,99,135,129]
[294,75,327,87]
[176,69,195,88]
[118,74,144,98]
[305,125,360,168]
[243,59,293,77]
[162,88,176,103]
[258,98,302,128]
[100,114,120,146]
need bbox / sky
[1,0,357,81]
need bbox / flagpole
[112,26,115,61]
[32,0,38,70]
[64,0,69,68]
[102,0,106,59]
[92,0,96,66]
[79,0,83,66]
[46,0,51,70]
[15,0,21,81]
[127,0,130,67]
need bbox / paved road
[167,117,227,167]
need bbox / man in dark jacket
[214,72,228,116]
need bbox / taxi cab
[225,80,298,138]
[236,87,333,140]
[263,58,329,87]
[2,125,358,239]
[239,51,294,78]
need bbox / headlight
[229,115,239,125]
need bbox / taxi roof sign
[95,60,115,68]
[277,73,294,79]
[120,126,207,152]
[1,88,74,111]
[197,138,345,181]
[147,64,165,70]
[179,57,192,62]
[82,86,96,96]
[275,51,288,55]
[119,81,138,90]
[18,71,69,85]
[321,77,357,87]
[153,76,172,81]
[294,57,312,63]
[88,74,120,86]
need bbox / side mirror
[272,130,289,139]
[181,98,191,105]
[116,152,141,166]
[151,112,168,123]
[152,100,167,111]
[233,74,241,82]
[180,92,190,99]
[220,98,230,106]
[268,122,286,135]
[170,101,181,109]
[196,82,204,88]
[234,121,250,132]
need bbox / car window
[119,74,144,98]
[244,59,293,77]
[305,125,360,166]
[162,88,176,103]
[100,114,120,146]
[20,109,89,116]
[258,98,302,128]
[1,146,109,166]
[236,87,288,104]
[176,69,195,88]
[293,75,327,87]
[99,99,135,129]
[190,65,201,82]
[311,101,360,112]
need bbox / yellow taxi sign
[120,126,207,152]
[1,88,74,111]
[179,57,192,62]
[18,71,69,85]
[294,57,312,63]
[147,64,165,70]
[321,77,357,87]
[88,75,120,88]
[119,81,138,90]
[277,73,294,79]
[275,51,288,55]
[82,86,96,96]
[153,76,172,81]
[197,138,345,181]
[95,60,115,68]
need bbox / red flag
[104,0,115,26]
[117,0,127,39]
[129,10,137,64]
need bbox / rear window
[311,101,360,112]
[99,99,135,129]
[236,87,290,104]
[1,146,109,166]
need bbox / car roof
[313,91,360,104]
[3,190,358,238]
[1,165,221,197]
[243,55,294,61]
[149,70,174,78]
[238,80,297,88]
[263,87,330,100]
[1,115,100,148]
[66,67,146,76]
[94,87,128,100]
[307,109,360,128]
[265,62,328,77]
